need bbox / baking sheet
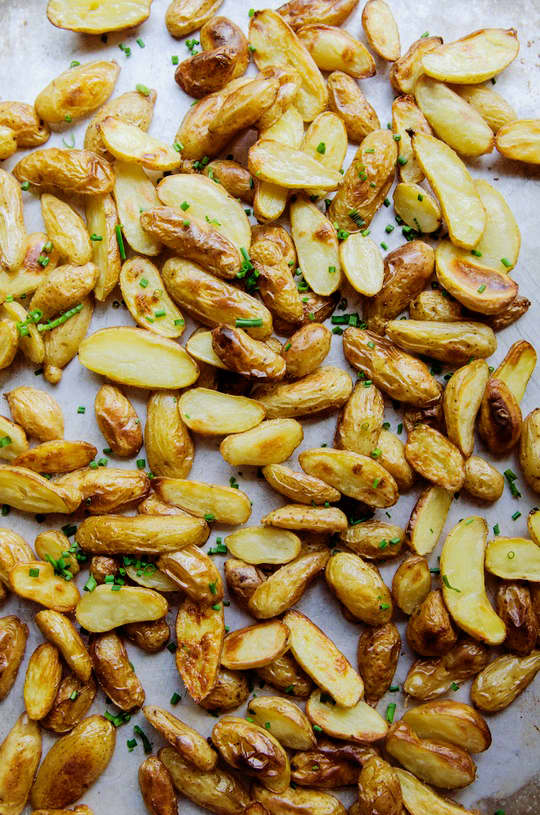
[1,0,540,812]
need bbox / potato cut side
[443,360,489,457]
[178,388,265,435]
[176,598,224,703]
[392,95,431,185]
[405,425,465,491]
[262,463,341,505]
[47,0,151,33]
[10,561,80,613]
[249,140,342,190]
[158,173,251,251]
[393,183,441,234]
[396,768,480,815]
[485,538,540,581]
[339,233,383,296]
[185,331,228,370]
[0,465,78,514]
[120,258,185,339]
[415,77,493,157]
[221,620,289,669]
[491,340,536,403]
[440,517,506,644]
[284,610,363,707]
[496,119,540,164]
[302,111,348,199]
[0,415,28,461]
[85,193,121,301]
[248,548,329,620]
[249,9,327,121]
[100,118,181,171]
[290,197,341,295]
[361,0,400,61]
[78,327,199,389]
[453,84,517,132]
[422,28,519,83]
[247,695,315,750]
[528,509,540,546]
[306,690,388,742]
[402,700,491,754]
[220,419,303,466]
[155,477,252,525]
[386,721,476,789]
[225,527,301,565]
[125,564,178,592]
[435,241,518,315]
[113,161,161,256]
[473,179,521,271]
[76,585,168,632]
[412,133,485,249]
[298,24,376,78]
[299,447,398,508]
[385,319,496,365]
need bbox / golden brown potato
[386,319,496,365]
[76,513,208,556]
[24,642,62,721]
[306,690,388,743]
[119,257,184,339]
[35,610,92,682]
[0,466,79,515]
[254,367,352,419]
[262,503,347,533]
[158,545,223,604]
[262,463,340,505]
[326,552,392,625]
[94,385,141,458]
[406,590,458,657]
[84,88,156,160]
[405,424,465,491]
[34,530,78,579]
[335,381,384,457]
[463,456,504,503]
[471,651,540,712]
[391,96,432,184]
[0,320,18,370]
[278,0,359,29]
[13,149,114,195]
[391,555,431,616]
[0,167,26,273]
[176,16,248,97]
[76,585,168,633]
[14,440,96,474]
[145,392,193,479]
[0,231,58,300]
[390,35,442,93]
[10,561,80,613]
[404,639,490,701]
[6,387,63,442]
[495,118,540,164]
[435,242,518,315]
[357,756,402,815]
[144,706,217,771]
[487,295,530,331]
[385,721,476,789]
[41,673,97,735]
[0,529,34,586]
[357,623,401,705]
[496,582,537,655]
[203,159,254,203]
[477,378,522,455]
[0,614,28,700]
[340,520,403,560]
[291,740,376,789]
[176,597,224,704]
[160,747,250,814]
[402,700,491,754]
[139,755,177,815]
[248,548,330,619]
[30,716,116,809]
[40,194,91,266]
[328,130,397,230]
[298,24,375,77]
[29,261,98,321]
[35,61,119,126]
[0,125,17,160]
[211,324,285,381]
[255,256,304,327]
[257,652,313,698]
[43,296,93,384]
[225,558,264,610]
[343,328,440,407]
[253,783,346,815]
[0,101,50,147]
[0,713,42,815]
[520,409,540,492]
[282,323,331,379]
[90,632,144,711]
[166,0,224,37]
[300,446,398,508]
[199,668,250,712]
[47,0,151,32]
[56,467,149,515]
[409,290,463,322]
[0,416,26,464]
[124,618,170,654]
[212,716,290,792]
[247,696,315,750]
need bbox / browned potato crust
[278,0,359,29]
[124,618,170,654]
[0,101,50,147]
[139,756,177,815]
[13,149,114,195]
[404,640,490,701]
[496,582,537,655]
[406,590,458,657]
[41,674,97,734]
[357,755,403,815]
[90,632,145,711]
[477,378,522,455]
[211,324,286,381]
[199,668,250,711]
[392,555,431,616]
[256,652,313,698]
[94,385,142,458]
[225,558,265,611]
[0,614,28,700]
[357,623,401,705]
[327,71,379,143]
[283,323,331,379]
[203,159,254,203]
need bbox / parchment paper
[1,0,540,812]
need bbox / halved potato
[489,340,537,403]
[443,360,489,456]
[402,700,491,753]
[435,241,518,315]
[473,179,520,272]
[335,380,384,457]
[76,585,167,632]
[278,0,359,29]
[254,106,304,223]
[221,620,289,670]
[248,696,315,750]
[339,519,404,560]
[120,258,184,339]
[35,61,120,127]
[179,388,265,435]
[298,24,376,77]
[249,140,341,190]
[158,546,223,604]
[40,194,91,266]
[393,183,441,233]
[155,477,251,525]
[47,0,151,33]
[520,409,540,493]
[78,327,198,389]
[390,36,443,94]
[485,538,540,581]
[160,747,250,813]
[220,418,303,466]
[302,111,348,198]
[10,561,79,612]
[407,485,453,556]
[0,168,26,273]
[339,234,383,296]
[299,447,398,508]
[225,527,301,565]
[405,425,465,491]
[158,173,251,251]
[454,83,517,132]
[248,548,330,619]
[0,414,28,461]
[249,9,327,121]
[290,197,341,295]
[0,466,79,514]
[85,88,157,160]
[13,440,96,474]
[213,716,290,793]
[440,517,506,644]
[392,555,431,616]
[496,118,540,164]
[113,161,161,256]
[211,325,285,381]
[326,551,392,625]
[85,193,121,301]
[392,95,432,184]
[396,768,480,815]
[409,290,464,322]
[463,456,504,503]
[143,706,217,771]
[306,690,388,742]
[422,28,519,83]
[386,721,476,789]
[125,563,177,593]
[186,330,228,370]
[175,597,224,703]
[262,463,340,505]
[385,319,496,364]
[470,651,540,712]
[253,784,346,815]
[76,513,208,555]
[100,118,181,172]
[415,76,493,157]
[412,133,485,249]
[361,0,400,61]
[166,0,224,38]
[284,610,363,707]
[253,367,353,419]
[327,70,380,144]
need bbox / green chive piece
[170,692,181,705]
[316,142,326,154]
[171,55,179,64]
[29,568,40,577]
[442,575,461,592]
[386,703,396,723]
[501,257,511,268]
[115,225,126,260]
[235,318,263,327]
[136,83,150,96]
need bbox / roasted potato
[471,651,540,712]
[43,296,93,384]
[90,632,144,711]
[404,639,490,701]
[495,582,537,655]
[253,783,347,815]
[405,424,465,491]
[496,118,540,164]
[0,713,41,815]
[463,456,504,503]
[211,324,285,381]
[175,597,224,703]
[41,673,97,735]
[253,367,352,419]
[278,0,359,29]
[298,24,375,77]
[396,767,479,815]
[144,705,217,771]
[262,463,340,505]
[520,409,540,492]
[357,623,401,705]
[409,290,463,323]
[94,385,141,458]
[357,755,402,815]
[386,721,476,789]
[443,360,489,457]
[0,614,28,700]
[35,610,92,682]
[212,716,290,792]
[124,618,170,654]
[199,667,250,712]
[145,392,193,479]
[220,418,303,466]
[76,513,208,556]
[362,0,400,61]
[390,35,444,94]
[248,548,329,619]
[13,149,114,195]
[422,28,519,84]
[0,167,27,272]
[392,555,431,615]
[306,690,388,743]
[203,159,254,203]
[84,88,156,160]
[327,71,379,143]
[406,590,458,657]
[139,755,177,815]
[160,747,250,813]
[76,585,168,633]
[176,17,248,97]
[48,0,151,32]
[392,95,432,184]
[257,652,313,698]
[158,545,223,603]
[24,642,62,721]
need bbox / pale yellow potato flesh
[361,0,400,61]
[339,233,383,295]
[0,466,79,514]
[490,339,536,403]
[473,179,521,271]
[298,24,376,77]
[299,447,398,508]
[306,690,388,742]
[396,768,480,815]
[221,620,289,669]
[120,257,185,339]
[155,477,252,525]
[185,331,228,370]
[485,537,540,581]
[290,197,341,295]
[406,485,453,556]
[422,28,520,84]
[249,140,342,190]
[496,118,540,164]
[255,105,304,223]
[440,517,506,644]
[393,182,441,233]
[302,111,348,199]
[443,360,489,457]
[76,585,168,632]
[220,419,303,466]
[225,527,301,565]
[113,161,161,257]
[453,83,517,132]
[101,117,181,171]
[178,388,265,435]
[47,0,151,33]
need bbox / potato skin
[199,668,250,712]
[204,159,254,203]
[84,88,156,160]
[94,385,142,458]
[212,717,290,793]
[463,456,504,503]
[13,149,114,195]
[404,639,490,701]
[519,409,540,492]
[357,623,401,705]
[166,0,225,38]
[283,323,331,379]
[477,378,522,455]
[0,614,29,700]
[90,632,145,711]
[41,673,97,734]
[471,651,540,713]
[139,756,178,815]
[291,740,377,788]
[278,0,359,30]
[391,555,431,616]
[326,552,392,625]
[143,705,217,771]
[327,71,379,143]
[176,47,238,97]
[35,61,119,125]
[124,618,170,654]
[496,582,537,655]
[145,391,193,479]
[6,388,63,442]
[0,101,50,147]
[30,262,99,321]
[212,325,286,381]
[24,642,62,721]
[406,590,458,657]
[405,424,465,491]
[0,713,42,815]
[225,558,265,611]
[30,715,116,809]
[256,652,313,698]
[390,36,443,94]
[357,755,403,815]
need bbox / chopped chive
[84,575,97,592]
[77,406,85,414]
[70,60,80,68]
[173,141,183,152]
[170,692,181,705]
[442,575,461,592]
[397,423,403,434]
[136,37,145,48]
[90,233,103,241]
[389,685,399,692]
[380,241,388,250]
[385,224,394,233]
[133,725,153,754]
[21,181,30,190]
[136,83,150,96]
[64,114,72,123]
[136,459,146,470]
[167,641,177,653]
[386,703,396,723]
[70,690,79,701]
[493,523,500,535]
[115,225,126,260]
[235,318,262,327]
[180,201,190,211]
[507,550,515,559]
[204,513,215,522]
[477,284,486,293]
[397,156,408,165]
[139,278,149,288]
[209,582,217,595]
[512,511,521,521]
[313,724,322,733]
[29,568,40,578]
[171,55,179,64]
[501,257,511,268]
[471,248,482,257]
[450,681,460,691]
[316,142,326,154]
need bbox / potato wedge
[496,118,540,164]
[138,755,177,815]
[284,610,363,707]
[0,466,79,514]
[100,117,181,172]
[485,537,540,581]
[386,319,496,364]
[339,234,383,296]
[225,527,301,565]
[327,71,379,144]
[290,197,341,295]
[144,705,217,771]
[454,83,517,132]
[326,551,393,625]
[30,716,115,809]
[40,195,91,265]
[392,555,431,615]
[463,456,504,503]
[249,140,341,190]
[328,130,397,230]
[94,385,141,458]
[405,425,465,491]
[403,700,490,753]
[306,690,388,743]
[2,300,44,366]
[0,414,28,462]
[175,597,224,703]
[391,95,432,184]
[24,642,62,720]
[390,36,443,94]
[0,531,35,585]
[155,477,250,525]
[13,440,96,474]
[13,149,114,196]
[76,585,168,633]
[250,9,327,121]
[396,768,480,815]
[225,558,264,611]
[386,721,476,789]
[220,418,303,466]
[412,133,485,249]
[0,713,41,815]
[0,614,28,700]
[254,106,304,224]
[160,747,250,815]
[520,409,540,493]
[422,28,519,84]
[470,651,540,712]
[253,784,346,815]
[84,88,157,161]
[362,0,399,61]
[43,296,93,385]
[393,183,441,233]
[298,24,375,77]
[487,339,536,403]
[79,327,198,389]
[212,716,290,793]
[248,696,315,750]
[113,161,161,256]
[35,610,92,682]
[90,632,144,711]
[302,112,347,198]
[0,168,26,272]
[211,325,285,381]
[221,620,289,670]
[406,485,453,556]
[0,101,49,148]
[300,447,398,508]
[278,0,359,29]
[262,463,340,505]
[248,548,330,619]
[357,756,402,815]
[178,388,265,436]
[145,391,193,479]
[473,179,520,272]
[48,0,151,33]
[257,652,313,698]
[441,517,506,644]
[56,467,149,514]
[253,366,352,418]
[357,623,401,704]
[443,360,489,456]
[334,381,383,457]
[497,580,537,652]
[119,258,184,339]
[340,520,403,560]
[76,513,208,556]
[166,0,223,37]
[186,330,228,370]
[125,563,177,593]
[343,328,440,406]
[404,640,490,701]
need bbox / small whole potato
[471,651,540,712]
[0,614,28,700]
[327,70,379,143]
[335,381,384,457]
[94,385,142,458]
[357,622,401,705]
[496,582,537,655]
[30,262,99,321]
[24,642,62,720]
[519,409,540,492]
[463,456,504,502]
[404,639,490,701]
[225,558,265,611]
[90,632,145,711]
[139,755,178,815]
[199,667,250,712]
[0,101,50,147]
[406,590,458,657]
[282,323,331,379]
[340,520,404,560]
[41,673,98,735]
[211,324,286,381]
[326,552,393,625]
[144,705,217,770]
[212,716,290,792]
[0,713,42,815]
[392,555,432,616]
[145,391,194,479]
[176,16,249,97]
[204,159,254,203]
[357,755,403,815]
[256,652,313,698]
[13,149,115,196]
[124,618,170,654]
[35,61,120,126]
